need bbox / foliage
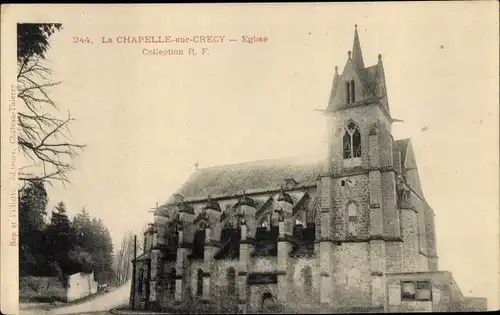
[17,23,62,62]
[19,180,52,276]
[19,186,115,285]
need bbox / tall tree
[19,180,49,276]
[17,23,85,186]
[72,209,115,283]
[45,201,78,276]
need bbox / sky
[8,3,499,309]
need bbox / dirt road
[48,281,131,315]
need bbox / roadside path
[49,281,131,315]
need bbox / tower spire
[351,24,365,69]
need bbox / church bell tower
[317,25,401,307]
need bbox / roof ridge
[198,155,321,171]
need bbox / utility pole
[131,234,137,310]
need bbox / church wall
[188,260,203,298]
[210,260,240,303]
[392,143,403,175]
[252,257,276,273]
[248,284,278,312]
[286,257,319,310]
[331,174,371,239]
[400,208,419,272]
[418,253,429,271]
[159,260,176,308]
[333,243,372,306]
[378,123,394,168]
[408,192,429,266]
[424,204,438,271]
[381,171,400,238]
[133,260,150,310]
[386,242,403,272]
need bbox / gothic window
[197,269,203,297]
[347,203,358,236]
[301,266,312,293]
[345,81,350,103]
[343,122,361,159]
[346,80,355,103]
[350,80,355,102]
[227,267,237,296]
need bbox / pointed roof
[351,25,365,69]
[325,26,390,117]
[327,66,340,110]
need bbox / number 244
[73,37,92,44]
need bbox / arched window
[347,203,358,235]
[345,81,351,103]
[227,267,236,296]
[192,228,206,260]
[301,266,312,293]
[169,267,176,295]
[197,269,203,297]
[350,80,355,102]
[343,122,361,159]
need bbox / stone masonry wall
[333,243,372,306]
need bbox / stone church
[130,26,486,313]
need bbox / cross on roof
[149,201,160,214]
[194,162,199,170]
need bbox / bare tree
[17,56,85,186]
[114,224,150,286]
[136,223,149,254]
[17,23,85,187]
[115,231,135,286]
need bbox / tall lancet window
[345,81,351,103]
[343,122,361,159]
[350,80,355,102]
[197,269,204,297]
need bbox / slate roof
[168,156,322,202]
[359,65,381,96]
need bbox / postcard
[1,3,499,314]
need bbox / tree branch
[17,56,85,186]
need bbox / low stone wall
[66,272,98,302]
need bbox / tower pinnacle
[352,24,365,69]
